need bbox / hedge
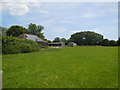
[2,36,39,54]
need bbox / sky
[1,1,118,40]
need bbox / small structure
[48,42,65,47]
[68,42,77,47]
[17,34,47,44]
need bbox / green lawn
[3,46,118,88]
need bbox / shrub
[2,44,21,54]
[20,43,32,53]
[38,43,48,48]
[2,36,39,54]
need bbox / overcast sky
[1,1,118,40]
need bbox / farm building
[48,42,65,47]
[68,42,77,47]
[17,34,47,44]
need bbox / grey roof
[26,34,44,42]
[48,42,64,44]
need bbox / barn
[17,34,47,44]
[48,42,65,47]
[67,42,77,47]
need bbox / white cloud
[2,0,41,16]
[2,0,49,16]
[9,4,28,16]
[2,2,29,16]
[2,0,40,2]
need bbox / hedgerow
[2,36,39,54]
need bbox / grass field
[2,46,118,88]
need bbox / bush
[2,44,21,54]
[20,43,32,53]
[2,36,39,54]
[38,43,48,48]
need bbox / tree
[6,25,28,37]
[65,39,71,45]
[109,40,117,46]
[28,23,44,39]
[47,40,51,43]
[28,23,37,34]
[117,37,120,46]
[53,37,60,42]
[70,31,103,45]
[101,39,109,46]
[36,32,44,39]
[60,38,67,43]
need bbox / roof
[68,42,76,44]
[22,34,47,43]
[48,42,65,44]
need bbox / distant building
[68,42,77,47]
[48,42,65,47]
[17,34,47,44]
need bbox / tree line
[70,31,120,46]
[52,31,120,46]
[0,23,120,46]
[0,23,46,40]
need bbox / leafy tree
[53,37,60,42]
[65,39,71,45]
[28,23,44,38]
[70,31,103,45]
[117,37,120,46]
[101,39,109,46]
[6,25,28,37]
[60,38,67,43]
[28,23,37,34]
[109,40,117,46]
[36,32,44,39]
[47,40,51,43]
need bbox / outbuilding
[48,42,65,47]
[68,42,77,47]
[17,34,47,44]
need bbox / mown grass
[2,46,118,88]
